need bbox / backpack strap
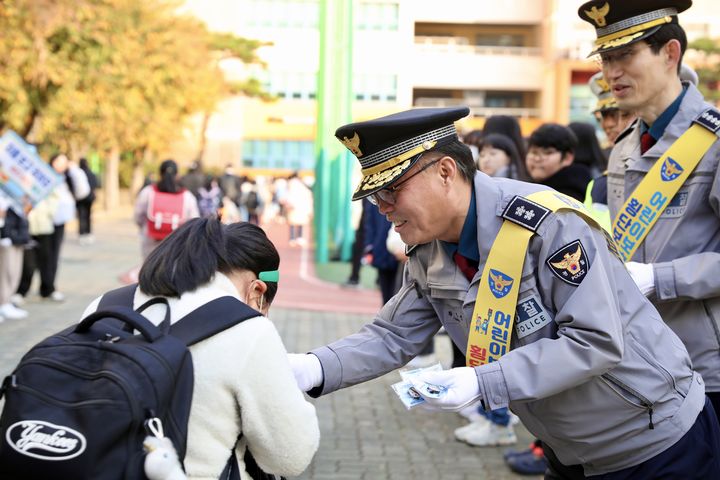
[98,284,138,309]
[170,296,259,347]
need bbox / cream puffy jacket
[84,273,319,480]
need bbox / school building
[172,0,720,175]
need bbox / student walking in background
[134,159,199,259]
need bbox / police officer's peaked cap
[588,72,618,113]
[336,106,470,201]
[578,0,692,56]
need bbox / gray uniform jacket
[607,82,720,392]
[310,172,704,476]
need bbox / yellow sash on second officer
[612,111,720,261]
[465,190,607,367]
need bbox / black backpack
[0,284,258,480]
[245,191,259,214]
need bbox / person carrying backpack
[134,160,199,259]
[197,175,222,218]
[0,218,319,479]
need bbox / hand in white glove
[287,353,323,392]
[410,367,481,412]
[625,261,655,296]
[0,238,12,248]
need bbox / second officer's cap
[335,107,470,201]
[588,72,618,113]
[578,0,692,56]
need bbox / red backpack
[146,186,187,241]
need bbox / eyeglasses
[367,158,440,206]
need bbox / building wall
[171,0,720,171]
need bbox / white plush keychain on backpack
[143,418,187,480]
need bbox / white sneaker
[457,400,483,421]
[463,422,517,447]
[79,234,95,246]
[454,416,491,442]
[46,291,66,302]
[9,293,25,306]
[0,303,28,319]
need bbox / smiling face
[525,147,573,182]
[375,155,469,246]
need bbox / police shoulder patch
[546,240,590,286]
[502,196,551,232]
[693,108,720,137]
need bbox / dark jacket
[363,199,398,271]
[1,208,31,246]
[541,163,592,202]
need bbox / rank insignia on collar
[547,240,589,286]
[502,196,551,232]
[488,269,514,298]
[693,108,720,137]
[660,157,684,182]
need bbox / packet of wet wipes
[391,381,426,409]
[399,362,442,382]
[415,382,447,399]
[392,363,444,409]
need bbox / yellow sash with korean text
[465,190,609,367]
[612,116,719,261]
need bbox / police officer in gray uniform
[289,106,719,478]
[579,0,720,421]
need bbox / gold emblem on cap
[341,132,363,157]
[422,141,434,150]
[585,2,610,27]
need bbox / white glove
[625,261,655,296]
[0,238,11,247]
[410,367,481,412]
[287,353,323,392]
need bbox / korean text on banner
[0,130,63,213]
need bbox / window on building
[474,34,526,47]
[354,74,397,102]
[569,84,597,125]
[243,140,316,170]
[485,92,524,108]
[242,0,319,29]
[259,71,317,100]
[356,2,398,31]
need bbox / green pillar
[314,0,353,263]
